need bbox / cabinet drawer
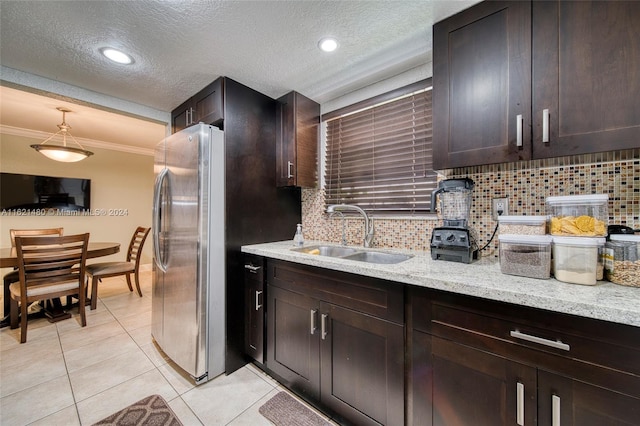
[267,260,403,324]
[430,298,640,380]
[243,254,264,282]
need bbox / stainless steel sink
[292,245,412,264]
[342,251,413,264]
[292,245,359,257]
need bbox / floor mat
[92,394,182,426]
[259,391,332,426]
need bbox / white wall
[1,133,155,276]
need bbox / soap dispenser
[293,223,304,247]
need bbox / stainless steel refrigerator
[151,123,225,384]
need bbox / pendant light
[31,107,94,162]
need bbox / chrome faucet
[327,204,375,248]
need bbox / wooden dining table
[1,241,120,327]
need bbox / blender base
[430,246,478,263]
[430,226,479,263]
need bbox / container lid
[499,234,553,244]
[545,194,608,205]
[610,234,640,243]
[498,215,548,225]
[552,236,606,246]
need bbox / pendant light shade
[31,107,94,162]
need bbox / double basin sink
[292,245,413,264]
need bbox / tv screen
[1,173,91,212]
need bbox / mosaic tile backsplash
[301,150,639,258]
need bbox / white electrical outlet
[492,197,509,221]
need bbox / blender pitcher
[430,178,475,227]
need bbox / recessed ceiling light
[318,37,339,52]
[100,47,134,65]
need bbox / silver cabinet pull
[552,395,561,426]
[310,309,317,335]
[321,313,328,340]
[244,264,261,273]
[255,290,263,311]
[516,114,523,147]
[287,161,294,179]
[510,330,570,351]
[542,108,550,143]
[517,382,525,426]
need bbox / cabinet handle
[287,161,294,179]
[321,313,328,340]
[542,109,550,143]
[552,394,561,426]
[244,264,261,274]
[510,330,570,351]
[516,114,523,147]
[186,107,192,125]
[255,290,262,311]
[516,382,525,426]
[310,309,317,335]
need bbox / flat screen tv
[1,173,91,212]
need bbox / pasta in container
[546,194,608,237]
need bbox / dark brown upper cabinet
[433,1,532,169]
[171,78,224,133]
[433,0,640,169]
[276,91,320,188]
[532,0,640,158]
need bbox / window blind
[324,88,436,214]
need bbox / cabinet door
[533,1,640,158]
[266,285,320,399]
[171,99,192,134]
[431,336,537,426]
[433,1,531,169]
[276,92,319,188]
[193,78,224,126]
[319,302,404,426]
[244,258,264,363]
[538,370,640,426]
[412,330,433,426]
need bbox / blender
[430,178,478,263]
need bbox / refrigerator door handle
[153,168,169,272]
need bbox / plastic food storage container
[546,194,608,237]
[499,235,552,279]
[552,236,606,285]
[498,215,548,235]
[604,235,640,287]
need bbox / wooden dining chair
[3,228,64,317]
[85,226,150,310]
[9,233,90,343]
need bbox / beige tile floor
[0,270,336,425]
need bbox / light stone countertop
[241,240,640,328]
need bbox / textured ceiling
[0,0,478,152]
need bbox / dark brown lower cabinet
[413,331,537,426]
[538,371,640,426]
[431,337,536,426]
[243,255,265,363]
[410,287,640,426]
[320,303,404,425]
[267,285,320,398]
[266,260,404,426]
